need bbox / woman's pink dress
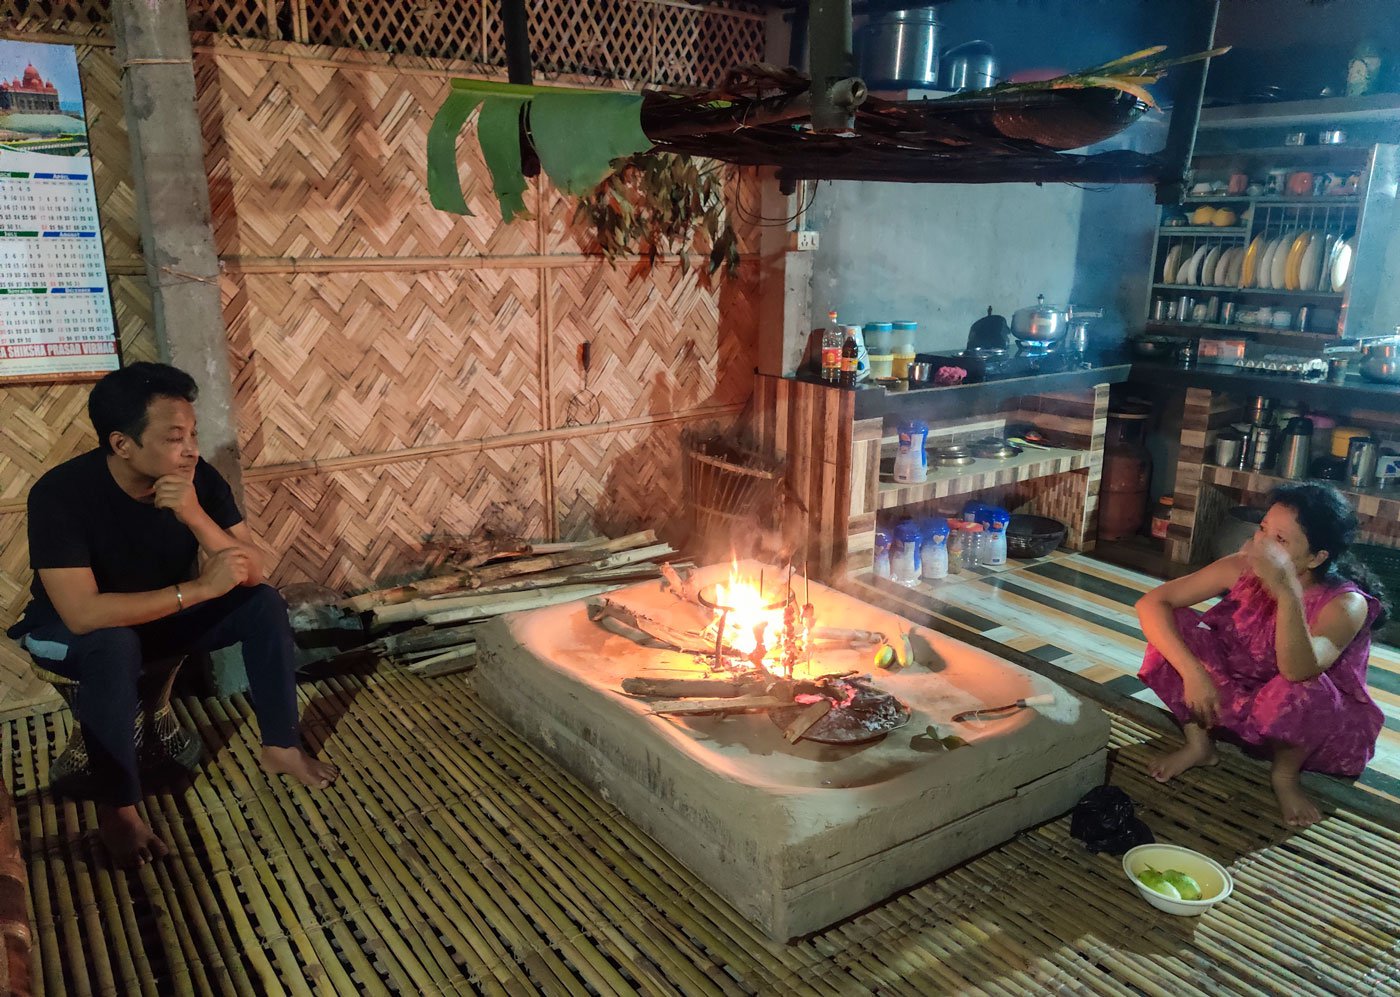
[1139,573,1384,777]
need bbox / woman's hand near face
[1244,532,1299,598]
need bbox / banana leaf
[427,79,653,219]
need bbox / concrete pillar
[111,0,241,491]
[754,173,817,378]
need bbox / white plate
[1331,237,1355,291]
[1224,246,1244,287]
[1180,245,1208,286]
[1162,244,1184,285]
[1298,233,1325,291]
[1201,245,1223,288]
[1259,236,1286,289]
[1271,233,1292,290]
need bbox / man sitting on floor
[6,362,338,867]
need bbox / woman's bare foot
[97,804,169,868]
[1149,724,1219,782]
[1271,745,1322,828]
[261,745,339,789]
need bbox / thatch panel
[548,261,758,429]
[200,52,540,259]
[224,267,542,467]
[243,446,549,589]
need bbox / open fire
[590,560,912,745]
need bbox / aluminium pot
[1359,336,1400,384]
[1011,294,1067,350]
[857,8,940,90]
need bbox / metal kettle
[966,306,1013,354]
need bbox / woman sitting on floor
[1136,483,1386,828]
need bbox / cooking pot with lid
[857,8,940,90]
[1359,335,1400,384]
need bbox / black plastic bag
[1069,786,1154,855]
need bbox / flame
[713,562,784,658]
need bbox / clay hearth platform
[474,563,1108,940]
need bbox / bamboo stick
[405,644,477,676]
[468,532,663,587]
[374,577,629,627]
[620,678,742,698]
[781,700,831,743]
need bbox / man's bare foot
[1149,738,1219,783]
[1271,768,1322,828]
[261,745,339,789]
[97,804,169,869]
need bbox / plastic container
[1123,844,1234,918]
[892,321,917,379]
[894,421,929,483]
[873,528,892,579]
[921,518,950,580]
[863,322,894,356]
[1151,497,1174,540]
[891,521,923,587]
[946,521,967,571]
[982,509,1010,565]
[963,522,986,569]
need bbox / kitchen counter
[843,363,1133,421]
[1128,361,1400,409]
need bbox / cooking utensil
[966,306,1013,354]
[1317,128,1347,145]
[952,694,1054,723]
[1006,514,1065,559]
[907,361,934,385]
[1359,337,1400,383]
[940,39,997,92]
[858,7,940,89]
[935,445,975,467]
[1213,430,1245,468]
[1284,130,1309,146]
[970,438,1022,459]
[1132,337,1180,360]
[1011,293,1066,350]
[1347,437,1379,488]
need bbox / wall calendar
[0,39,119,384]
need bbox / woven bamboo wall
[0,4,765,711]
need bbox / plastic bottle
[821,310,842,383]
[839,329,859,389]
[921,518,950,580]
[982,509,1010,566]
[892,521,923,587]
[873,528,892,579]
[893,420,930,483]
[947,521,967,571]
[892,321,917,379]
[964,522,986,568]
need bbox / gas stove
[916,349,1081,384]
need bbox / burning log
[588,598,718,654]
[782,699,833,743]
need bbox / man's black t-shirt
[7,449,243,638]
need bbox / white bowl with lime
[1122,843,1233,916]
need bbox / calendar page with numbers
[0,40,118,383]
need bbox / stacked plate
[1163,242,1245,289]
[1241,231,1354,292]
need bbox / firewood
[423,560,665,602]
[405,644,477,677]
[420,583,620,626]
[587,598,715,653]
[782,700,832,743]
[376,622,482,657]
[469,530,659,587]
[649,694,792,716]
[621,677,742,698]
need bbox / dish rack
[1142,140,1400,346]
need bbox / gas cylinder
[1098,408,1152,542]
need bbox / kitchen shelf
[1157,227,1249,236]
[1190,146,1373,166]
[1203,464,1400,516]
[1141,323,1352,351]
[1180,196,1361,207]
[1152,283,1343,298]
[876,445,1091,510]
[1199,95,1400,129]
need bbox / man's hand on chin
[153,473,203,525]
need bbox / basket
[686,442,784,550]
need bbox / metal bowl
[970,437,1023,460]
[935,445,976,467]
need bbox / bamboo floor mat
[7,667,1400,996]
